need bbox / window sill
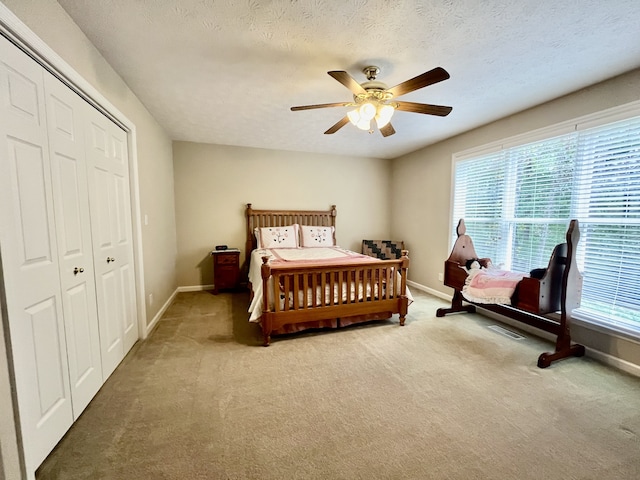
[572,309,640,346]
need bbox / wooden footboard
[259,253,410,345]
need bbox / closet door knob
[73,267,85,275]
[106,257,115,263]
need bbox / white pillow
[259,225,299,248]
[300,225,335,247]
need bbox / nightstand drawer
[216,253,238,265]
[216,265,236,275]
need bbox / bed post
[260,256,272,346]
[436,219,479,317]
[537,220,586,367]
[245,203,254,270]
[398,250,410,326]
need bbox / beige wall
[390,67,640,368]
[173,142,391,287]
[2,0,178,325]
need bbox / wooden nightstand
[211,249,240,294]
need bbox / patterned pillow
[300,225,335,247]
[259,225,299,248]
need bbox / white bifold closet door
[44,73,104,418]
[0,35,74,473]
[84,108,138,379]
[0,34,138,477]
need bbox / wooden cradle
[436,219,585,368]
[246,204,410,346]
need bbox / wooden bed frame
[436,219,585,368]
[246,204,410,346]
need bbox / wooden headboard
[245,203,337,265]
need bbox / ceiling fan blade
[324,116,350,135]
[395,101,453,116]
[386,67,450,98]
[328,71,367,95]
[379,123,396,137]
[291,102,351,111]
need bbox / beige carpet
[37,290,640,479]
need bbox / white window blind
[452,114,640,333]
[574,118,640,326]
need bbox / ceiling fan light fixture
[347,110,371,130]
[359,102,376,121]
[356,119,371,130]
[348,103,375,130]
[347,109,361,126]
[375,104,395,128]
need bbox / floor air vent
[488,325,525,340]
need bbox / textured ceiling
[57,0,640,159]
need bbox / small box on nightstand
[210,248,240,294]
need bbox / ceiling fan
[290,66,452,137]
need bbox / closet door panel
[86,113,127,378]
[4,61,40,125]
[120,260,137,345]
[28,298,67,410]
[93,165,116,248]
[44,73,103,418]
[0,36,73,473]
[65,284,95,372]
[8,139,51,259]
[111,129,137,350]
[114,173,129,243]
[91,163,125,379]
[98,269,123,363]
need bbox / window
[452,108,640,335]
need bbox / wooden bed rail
[259,253,409,346]
[436,219,585,368]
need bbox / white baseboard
[144,288,179,337]
[143,285,214,337]
[407,280,450,301]
[584,348,640,378]
[178,284,215,292]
